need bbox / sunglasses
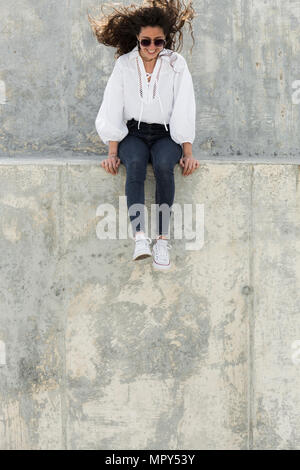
[138,38,166,48]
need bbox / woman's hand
[101,155,121,175]
[179,155,200,176]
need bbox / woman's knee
[125,159,148,183]
[153,157,175,176]
[119,136,149,169]
[151,139,182,174]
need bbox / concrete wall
[0,158,300,449]
[1,0,300,160]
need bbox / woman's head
[136,25,166,61]
[88,0,196,59]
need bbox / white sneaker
[132,233,152,261]
[152,238,172,270]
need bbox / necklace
[142,57,156,62]
[145,72,152,84]
[138,52,156,82]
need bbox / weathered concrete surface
[0,165,64,449]
[251,165,300,448]
[0,160,299,449]
[1,0,300,159]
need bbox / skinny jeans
[118,118,183,237]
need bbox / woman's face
[136,26,166,60]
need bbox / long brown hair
[87,0,196,59]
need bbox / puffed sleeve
[95,57,129,146]
[169,55,196,145]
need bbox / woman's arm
[95,58,128,146]
[96,58,126,175]
[180,142,199,176]
[168,56,196,146]
[182,142,193,158]
[169,57,199,175]
[101,140,121,175]
[108,140,119,157]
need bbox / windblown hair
[87,0,196,59]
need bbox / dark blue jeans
[118,118,183,237]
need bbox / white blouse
[95,45,196,146]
